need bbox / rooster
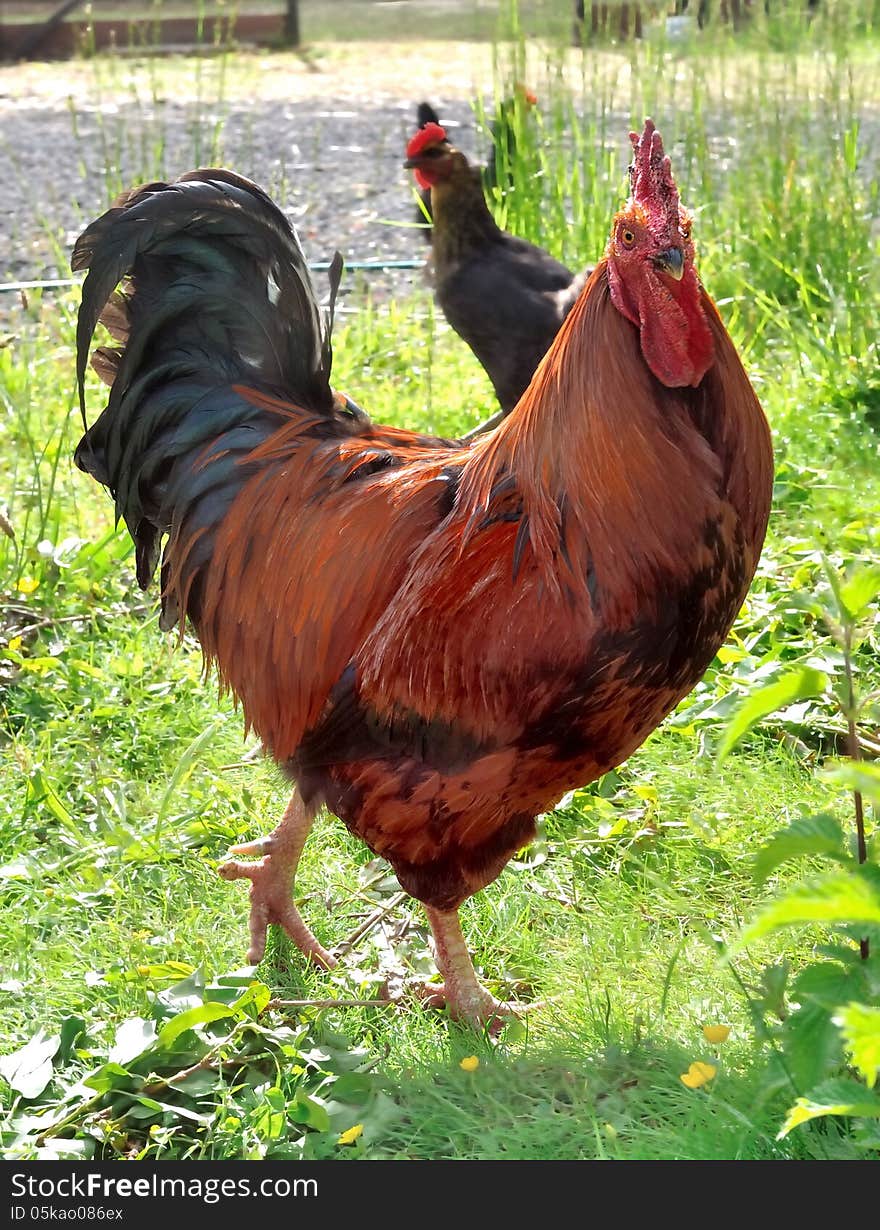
[405,121,591,434]
[73,122,773,1027]
[412,88,538,244]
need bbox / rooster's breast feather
[194,414,471,764]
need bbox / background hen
[411,87,538,244]
[405,120,591,433]
[73,121,772,1027]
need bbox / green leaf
[778,1077,880,1138]
[154,720,225,834]
[250,1086,288,1141]
[133,961,197,984]
[750,961,790,1021]
[839,563,880,622]
[357,1089,402,1138]
[215,966,263,987]
[753,813,845,887]
[230,981,271,1017]
[172,1068,219,1097]
[330,1072,378,1105]
[126,1095,213,1125]
[781,1002,843,1091]
[824,761,880,804]
[27,770,76,832]
[125,1096,164,1119]
[0,1030,59,1098]
[820,555,848,619]
[57,1016,86,1065]
[109,653,144,677]
[290,1091,331,1132]
[155,968,208,1015]
[734,869,880,951]
[82,1062,133,1094]
[108,1017,158,1066]
[156,1002,237,1049]
[69,659,106,681]
[794,960,868,1010]
[834,1003,880,1088]
[717,667,829,763]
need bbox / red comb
[406,122,448,159]
[628,118,680,228]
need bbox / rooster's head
[404,122,456,191]
[605,118,713,389]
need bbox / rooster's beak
[653,247,685,280]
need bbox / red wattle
[635,268,714,389]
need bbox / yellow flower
[16,577,39,594]
[703,1024,731,1044]
[337,1123,364,1146]
[459,1055,479,1072]
[7,636,22,652]
[43,887,55,898]
[680,1061,717,1089]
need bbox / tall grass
[485,25,879,356]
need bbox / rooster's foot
[412,980,539,1031]
[218,792,336,969]
[218,843,337,968]
[421,905,542,1031]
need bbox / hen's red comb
[406,122,448,159]
[628,118,680,228]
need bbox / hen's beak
[653,247,685,280]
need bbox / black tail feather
[416,101,441,128]
[72,168,346,615]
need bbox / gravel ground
[3,41,878,319]
[0,45,505,311]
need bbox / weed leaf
[778,1078,880,1138]
[0,1030,60,1098]
[753,813,845,887]
[735,869,880,951]
[834,1004,880,1089]
[717,667,829,763]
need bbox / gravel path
[3,41,878,317]
[0,45,504,308]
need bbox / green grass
[1,7,879,1161]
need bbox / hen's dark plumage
[405,127,590,417]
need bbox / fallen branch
[335,891,408,955]
[267,997,391,1010]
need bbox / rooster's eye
[621,228,635,247]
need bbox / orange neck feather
[458,261,771,623]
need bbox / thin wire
[0,259,427,296]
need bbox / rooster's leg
[421,906,511,1027]
[218,791,336,969]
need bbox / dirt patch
[0,43,507,304]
